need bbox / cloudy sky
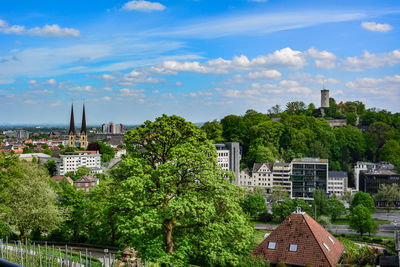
[0,0,399,124]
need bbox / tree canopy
[110,114,254,265]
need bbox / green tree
[374,183,400,212]
[272,198,311,220]
[114,115,254,265]
[349,205,375,236]
[368,122,394,161]
[55,179,87,242]
[379,139,400,170]
[268,185,289,204]
[351,191,376,213]
[22,146,33,154]
[312,189,329,217]
[44,160,57,176]
[201,120,224,143]
[241,194,266,218]
[327,198,346,220]
[1,161,64,241]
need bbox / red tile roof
[252,212,344,267]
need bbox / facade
[272,163,292,198]
[58,151,102,175]
[52,175,74,186]
[359,168,400,195]
[321,89,330,108]
[102,122,123,134]
[67,104,88,150]
[291,158,328,200]
[354,161,378,191]
[74,175,99,193]
[215,142,241,184]
[327,171,348,196]
[17,129,29,139]
[252,163,273,193]
[252,209,345,267]
[238,162,292,196]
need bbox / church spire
[69,104,76,135]
[81,103,87,135]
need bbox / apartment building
[327,171,348,197]
[58,151,102,175]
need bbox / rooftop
[292,158,328,163]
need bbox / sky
[0,0,399,125]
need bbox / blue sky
[0,0,399,124]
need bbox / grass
[253,230,271,246]
[332,233,395,253]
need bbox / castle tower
[321,89,330,108]
[80,104,88,150]
[68,104,76,147]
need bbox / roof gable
[253,162,272,173]
[252,212,344,267]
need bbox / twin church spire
[68,103,88,150]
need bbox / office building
[359,163,399,195]
[327,171,348,197]
[101,122,123,134]
[291,158,328,200]
[215,142,241,184]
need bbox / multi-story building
[238,162,292,196]
[291,158,328,200]
[102,122,123,134]
[58,151,102,175]
[327,171,348,197]
[215,142,241,184]
[354,161,378,192]
[359,163,399,195]
[252,163,273,193]
[272,163,292,198]
[17,130,29,139]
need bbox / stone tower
[68,104,76,147]
[80,104,88,150]
[321,89,330,108]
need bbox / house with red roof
[252,208,345,267]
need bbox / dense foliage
[201,99,400,186]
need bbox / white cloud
[176,81,182,86]
[343,49,400,71]
[152,90,159,94]
[288,73,340,86]
[153,10,367,39]
[43,78,56,85]
[69,85,93,92]
[23,99,38,104]
[345,74,400,96]
[103,87,113,91]
[361,22,393,32]
[0,20,80,38]
[103,96,111,101]
[247,70,282,80]
[158,47,307,75]
[119,88,145,97]
[123,1,166,12]
[50,101,62,107]
[28,80,37,84]
[305,47,337,69]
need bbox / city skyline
[0,0,400,124]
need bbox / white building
[216,148,230,171]
[215,142,241,184]
[58,151,102,175]
[327,171,348,196]
[272,163,292,198]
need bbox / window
[322,242,330,251]
[328,236,334,244]
[289,244,297,252]
[268,242,276,249]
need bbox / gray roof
[329,171,348,178]
[252,162,272,173]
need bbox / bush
[237,255,270,267]
[0,221,12,238]
[258,211,273,222]
[276,262,286,267]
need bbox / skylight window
[268,242,276,249]
[322,242,330,251]
[289,244,297,252]
[328,235,334,244]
